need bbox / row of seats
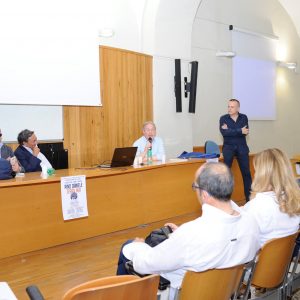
[26,230,300,300]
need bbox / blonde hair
[251,148,300,216]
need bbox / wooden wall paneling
[145,55,153,118]
[6,143,18,151]
[64,107,80,167]
[100,47,153,162]
[64,46,153,168]
[106,48,122,152]
[126,51,138,144]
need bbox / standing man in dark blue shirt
[219,99,252,202]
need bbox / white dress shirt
[24,146,52,169]
[123,201,260,295]
[133,136,165,160]
[243,191,300,247]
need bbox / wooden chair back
[179,264,245,300]
[63,274,159,300]
[251,231,299,289]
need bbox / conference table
[0,160,204,259]
[4,153,295,260]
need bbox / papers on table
[0,282,17,300]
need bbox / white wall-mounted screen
[0,105,63,142]
[0,1,101,106]
[232,29,277,120]
[233,56,276,120]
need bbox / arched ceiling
[278,0,300,37]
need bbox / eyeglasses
[192,182,201,191]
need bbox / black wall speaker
[189,61,198,113]
[174,59,182,112]
[184,61,198,113]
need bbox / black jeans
[116,239,133,275]
[223,145,252,202]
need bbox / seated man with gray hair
[133,121,165,162]
[14,129,52,172]
[117,162,260,299]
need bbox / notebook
[0,282,17,300]
[99,147,138,168]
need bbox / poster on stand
[60,175,88,220]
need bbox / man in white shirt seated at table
[14,129,52,172]
[117,162,260,299]
[133,121,165,162]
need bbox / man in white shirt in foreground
[117,162,260,298]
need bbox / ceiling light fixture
[98,28,114,38]
[277,61,297,70]
[216,51,236,58]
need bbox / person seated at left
[14,129,52,172]
[0,128,24,173]
[0,158,16,180]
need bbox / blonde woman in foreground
[243,148,300,247]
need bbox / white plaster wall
[80,0,300,158]
[97,0,147,52]
[99,0,300,157]
[77,0,203,159]
[191,0,300,156]
[2,0,300,157]
[153,57,194,158]
[146,0,202,159]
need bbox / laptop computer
[99,147,138,168]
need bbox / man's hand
[241,126,249,135]
[11,163,20,173]
[221,123,228,130]
[144,141,152,151]
[133,237,145,243]
[9,156,21,173]
[32,146,40,157]
[164,222,178,231]
[142,141,153,162]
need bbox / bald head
[195,162,234,202]
[228,99,240,117]
[142,121,156,140]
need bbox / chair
[175,264,245,300]
[204,140,221,156]
[286,233,300,297]
[62,274,160,300]
[242,231,299,300]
